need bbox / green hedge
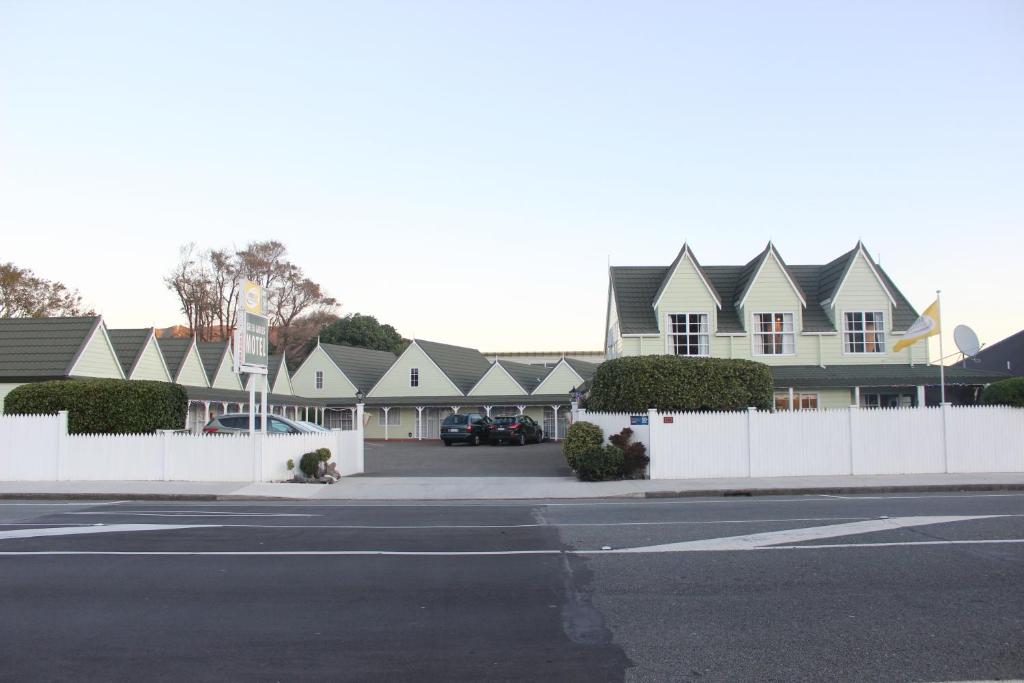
[585,356,773,412]
[3,379,188,434]
[562,421,604,470]
[980,377,1024,408]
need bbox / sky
[1,0,1021,360]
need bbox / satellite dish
[954,325,981,357]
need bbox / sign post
[233,280,270,436]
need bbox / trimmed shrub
[608,427,649,479]
[562,421,604,470]
[980,378,1024,408]
[3,379,187,434]
[576,444,625,482]
[299,451,322,478]
[585,355,773,413]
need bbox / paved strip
[66,511,318,517]
[616,515,1003,553]
[0,524,218,540]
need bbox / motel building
[290,339,598,440]
[606,241,1007,407]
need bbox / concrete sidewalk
[1,472,1024,501]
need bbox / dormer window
[410,368,419,387]
[753,312,795,355]
[844,312,886,353]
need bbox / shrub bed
[980,377,1024,407]
[3,379,188,434]
[576,444,625,482]
[608,427,649,479]
[562,421,604,470]
[585,355,773,412]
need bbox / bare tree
[0,262,93,318]
[208,248,241,340]
[272,264,339,352]
[164,244,217,340]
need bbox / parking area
[362,440,572,478]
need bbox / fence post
[746,407,756,477]
[355,402,365,474]
[646,408,658,478]
[848,404,859,475]
[941,402,951,473]
[56,410,69,481]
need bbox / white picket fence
[0,412,364,482]
[575,405,1024,480]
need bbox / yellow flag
[893,299,940,352]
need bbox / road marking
[0,502,129,506]
[1,539,1022,557]
[0,524,219,541]
[615,515,1004,553]
[66,511,317,518]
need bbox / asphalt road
[362,439,572,477]
[1,493,1022,681]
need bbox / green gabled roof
[415,339,492,394]
[356,393,576,408]
[0,316,102,380]
[734,242,807,308]
[196,341,230,381]
[320,343,398,393]
[156,337,195,380]
[563,357,601,383]
[770,364,1009,390]
[268,354,285,386]
[107,328,153,377]
[610,243,921,335]
[495,360,552,393]
[651,244,722,309]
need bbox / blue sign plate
[630,415,649,426]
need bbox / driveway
[362,440,572,477]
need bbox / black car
[488,415,543,446]
[440,413,492,446]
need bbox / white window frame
[665,313,710,357]
[843,311,887,354]
[410,367,419,387]
[774,392,819,411]
[377,408,400,426]
[752,312,796,356]
[314,370,323,389]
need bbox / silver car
[202,413,317,434]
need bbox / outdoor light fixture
[569,386,581,402]
[355,390,365,403]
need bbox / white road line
[1,539,1023,557]
[0,502,129,506]
[0,524,219,541]
[65,511,317,518]
[615,515,1004,553]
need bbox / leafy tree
[979,377,1024,407]
[317,313,407,354]
[164,240,337,343]
[0,262,92,318]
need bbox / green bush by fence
[576,444,625,482]
[980,377,1024,408]
[562,421,604,470]
[3,379,188,434]
[585,355,773,412]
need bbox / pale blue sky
[2,1,1021,357]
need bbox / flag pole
[937,289,945,404]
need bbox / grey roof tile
[495,360,552,393]
[416,339,492,394]
[107,328,153,377]
[770,364,1008,389]
[610,244,921,336]
[196,341,230,381]
[320,343,398,393]
[0,316,101,379]
[156,338,195,381]
[564,357,601,383]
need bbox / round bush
[980,377,1024,407]
[562,421,604,470]
[586,355,773,412]
[576,444,625,482]
[3,379,188,434]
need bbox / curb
[643,483,1024,498]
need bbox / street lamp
[569,386,582,403]
[355,389,365,403]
